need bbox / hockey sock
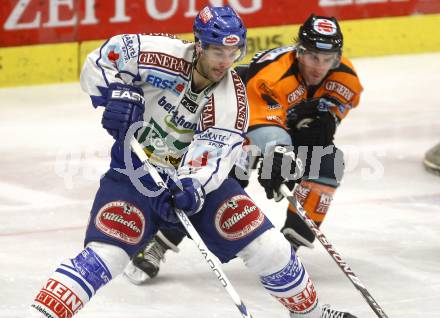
[260,248,320,317]
[237,229,321,317]
[30,242,129,318]
[286,180,336,242]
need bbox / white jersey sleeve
[80,33,248,195]
[178,70,249,194]
[80,34,142,107]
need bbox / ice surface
[1,53,439,318]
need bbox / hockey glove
[102,83,145,140]
[153,177,206,224]
[286,97,338,146]
[258,145,303,201]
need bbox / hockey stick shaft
[130,137,253,318]
[279,184,388,318]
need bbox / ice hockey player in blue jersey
[29,5,356,318]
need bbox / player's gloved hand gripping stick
[130,137,253,318]
[278,183,389,318]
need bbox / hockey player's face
[199,45,240,81]
[299,50,339,86]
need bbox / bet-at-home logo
[157,96,197,133]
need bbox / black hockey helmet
[298,14,343,53]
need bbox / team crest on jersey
[105,44,125,70]
[215,195,265,240]
[95,201,145,245]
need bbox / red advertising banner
[2,0,440,47]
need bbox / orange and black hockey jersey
[245,46,363,129]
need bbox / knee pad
[63,242,129,299]
[31,243,129,318]
[86,241,130,278]
[260,248,319,315]
[237,228,291,276]
[238,229,319,315]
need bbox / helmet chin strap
[194,61,210,80]
[193,43,211,80]
[192,55,214,93]
[194,44,216,83]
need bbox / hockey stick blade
[279,184,389,318]
[130,137,253,318]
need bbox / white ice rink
[1,53,439,318]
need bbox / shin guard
[30,242,128,318]
[238,229,320,317]
[260,249,320,317]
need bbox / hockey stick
[130,137,253,318]
[279,184,389,318]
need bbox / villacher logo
[95,201,145,245]
[215,195,265,240]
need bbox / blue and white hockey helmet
[193,5,247,60]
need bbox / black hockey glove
[102,83,145,141]
[286,97,338,146]
[258,145,304,201]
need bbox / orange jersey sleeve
[315,57,363,121]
